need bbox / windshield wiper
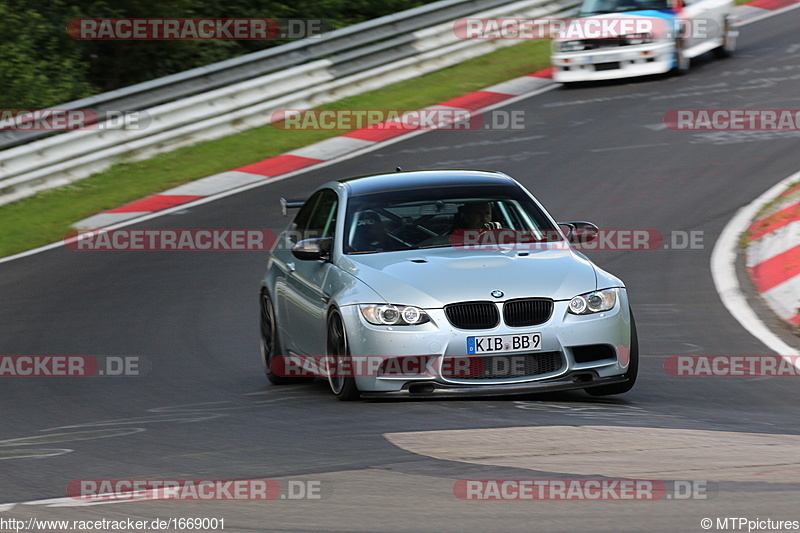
[416,244,452,250]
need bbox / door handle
[287,262,296,272]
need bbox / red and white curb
[746,181,800,328]
[73,71,555,230]
[736,0,800,21]
[712,170,800,358]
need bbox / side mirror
[291,237,332,261]
[280,198,304,217]
[558,221,599,244]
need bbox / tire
[672,38,690,75]
[260,291,311,385]
[326,309,361,401]
[585,311,638,396]
[713,19,736,59]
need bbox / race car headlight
[558,40,585,52]
[622,32,652,45]
[360,304,430,325]
[568,288,617,315]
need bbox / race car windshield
[580,0,671,15]
[344,185,562,254]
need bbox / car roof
[339,170,517,196]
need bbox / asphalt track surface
[2,9,800,532]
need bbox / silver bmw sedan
[260,170,637,400]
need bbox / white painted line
[19,496,77,506]
[72,211,149,230]
[0,428,145,446]
[17,496,134,508]
[45,413,226,430]
[710,169,800,357]
[0,449,72,460]
[484,76,553,96]
[44,497,145,508]
[423,104,471,112]
[287,136,374,160]
[590,143,671,152]
[164,171,267,196]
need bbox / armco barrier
[0,0,518,151]
[0,0,579,206]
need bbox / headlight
[622,32,652,45]
[360,304,430,325]
[568,288,617,315]
[558,40,585,52]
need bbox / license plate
[583,54,620,64]
[467,333,542,355]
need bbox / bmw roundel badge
[491,290,504,298]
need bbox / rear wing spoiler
[280,198,304,217]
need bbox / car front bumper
[338,288,632,394]
[360,372,629,398]
[552,41,675,82]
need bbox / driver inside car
[418,201,501,248]
[457,202,501,230]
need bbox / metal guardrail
[0,0,579,206]
[0,0,521,151]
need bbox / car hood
[583,10,677,19]
[337,245,599,308]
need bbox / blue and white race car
[551,0,737,82]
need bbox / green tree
[0,0,93,108]
[0,0,438,109]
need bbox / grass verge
[0,39,551,259]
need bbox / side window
[290,191,322,242]
[306,189,338,240]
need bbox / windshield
[343,184,561,254]
[579,0,671,14]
